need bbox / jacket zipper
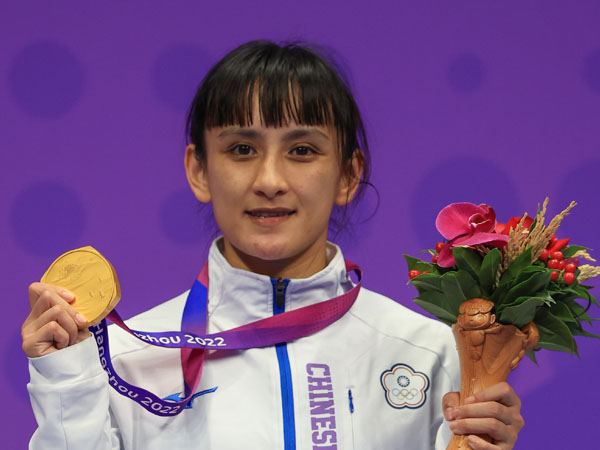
[272,277,296,450]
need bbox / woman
[22,40,523,449]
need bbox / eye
[289,146,317,157]
[230,144,255,156]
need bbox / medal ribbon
[90,260,362,417]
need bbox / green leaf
[574,285,599,307]
[455,270,482,300]
[513,265,546,285]
[440,271,481,316]
[413,286,462,320]
[498,297,545,328]
[562,245,589,258]
[441,272,468,306]
[570,327,600,339]
[525,349,538,364]
[452,247,482,283]
[403,255,437,274]
[534,308,577,354]
[411,273,443,293]
[548,301,576,323]
[413,298,456,325]
[478,248,502,296]
[563,298,592,325]
[498,248,533,288]
[501,271,551,306]
[497,294,553,311]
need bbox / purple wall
[2,2,599,447]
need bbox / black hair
[185,40,373,233]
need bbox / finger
[27,290,86,329]
[29,282,75,309]
[466,382,520,408]
[443,391,460,420]
[452,400,512,425]
[23,321,70,357]
[449,417,515,443]
[465,434,497,450]
[29,305,80,347]
[76,328,92,344]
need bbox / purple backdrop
[2,2,599,448]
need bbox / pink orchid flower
[435,203,509,267]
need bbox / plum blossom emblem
[380,364,430,409]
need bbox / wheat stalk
[578,264,600,282]
[573,249,597,262]
[499,198,577,275]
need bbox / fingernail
[61,289,75,300]
[75,313,87,325]
[465,396,475,404]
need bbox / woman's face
[185,103,360,278]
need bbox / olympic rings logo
[391,388,419,401]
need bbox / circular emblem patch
[380,363,430,409]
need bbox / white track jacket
[27,241,459,449]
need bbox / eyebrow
[217,127,330,141]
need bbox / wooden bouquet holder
[447,298,539,450]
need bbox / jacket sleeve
[27,337,122,449]
[435,419,453,450]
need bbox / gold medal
[41,246,121,326]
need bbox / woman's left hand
[442,382,524,449]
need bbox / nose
[252,154,288,199]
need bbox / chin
[247,240,292,261]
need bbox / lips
[246,208,295,219]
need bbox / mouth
[246,208,296,219]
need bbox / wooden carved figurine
[447,299,539,450]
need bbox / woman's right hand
[22,283,91,358]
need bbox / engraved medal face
[41,246,121,326]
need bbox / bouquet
[404,199,599,449]
[405,198,599,358]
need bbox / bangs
[203,77,335,129]
[201,53,344,130]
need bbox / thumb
[442,391,460,420]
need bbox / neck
[220,239,330,279]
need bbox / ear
[184,144,211,203]
[335,149,364,206]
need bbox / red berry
[558,260,566,270]
[432,254,439,264]
[551,251,564,261]
[409,270,420,279]
[547,259,560,269]
[539,249,550,262]
[550,270,559,281]
[565,263,577,273]
[435,242,445,253]
[563,272,576,284]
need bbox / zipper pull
[275,278,285,308]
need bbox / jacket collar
[206,238,352,329]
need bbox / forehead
[214,125,332,140]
